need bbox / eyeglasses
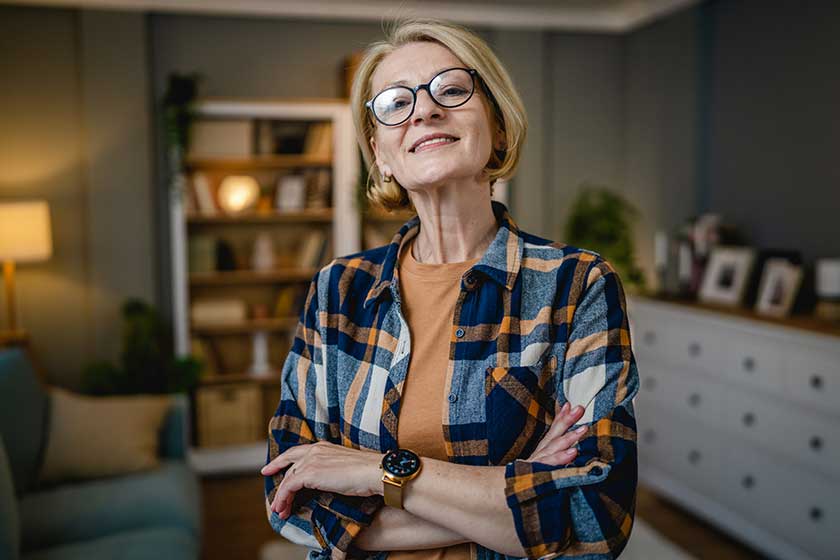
[366,67,479,127]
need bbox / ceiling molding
[1,0,700,32]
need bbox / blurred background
[0,1,838,559]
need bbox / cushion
[0,435,20,560]
[0,349,49,497]
[19,459,200,552]
[20,526,197,560]
[39,387,173,484]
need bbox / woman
[262,18,639,560]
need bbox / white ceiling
[1,0,700,32]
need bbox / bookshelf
[169,98,360,452]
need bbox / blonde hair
[350,18,528,211]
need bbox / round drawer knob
[688,450,701,465]
[741,474,755,489]
[742,356,755,372]
[688,393,701,407]
[643,377,657,391]
[742,412,756,427]
[643,429,657,444]
[644,331,656,345]
[688,342,701,357]
[810,375,824,391]
[809,507,823,522]
[809,436,823,451]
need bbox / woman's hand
[261,441,383,519]
[526,401,587,465]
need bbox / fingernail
[565,447,577,455]
[576,425,587,433]
[562,402,570,414]
[574,405,584,414]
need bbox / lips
[409,133,460,153]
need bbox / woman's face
[368,41,500,192]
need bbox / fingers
[532,424,588,464]
[530,401,585,458]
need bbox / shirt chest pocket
[484,355,558,466]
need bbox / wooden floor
[200,476,767,560]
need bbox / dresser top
[628,294,840,340]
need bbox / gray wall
[623,7,700,286]
[0,6,155,388]
[705,0,840,263]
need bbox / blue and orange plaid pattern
[264,200,639,560]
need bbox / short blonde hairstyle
[350,18,528,211]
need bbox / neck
[407,181,498,264]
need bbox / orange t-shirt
[388,237,481,560]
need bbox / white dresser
[627,295,839,560]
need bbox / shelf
[632,293,840,339]
[187,208,333,225]
[185,154,331,170]
[187,442,267,476]
[192,317,298,335]
[189,268,318,286]
[199,373,281,386]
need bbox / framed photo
[699,246,756,306]
[755,258,803,317]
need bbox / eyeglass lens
[372,68,474,125]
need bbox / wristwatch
[379,448,422,509]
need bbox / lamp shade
[0,201,53,262]
[218,175,260,214]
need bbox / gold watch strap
[382,477,404,508]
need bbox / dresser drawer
[721,444,838,560]
[723,384,840,480]
[638,403,722,500]
[639,313,729,379]
[785,350,840,416]
[634,362,670,411]
[718,330,785,394]
[660,368,725,431]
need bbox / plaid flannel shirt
[264,200,639,560]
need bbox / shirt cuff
[310,493,385,557]
[504,458,610,559]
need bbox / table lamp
[0,201,53,335]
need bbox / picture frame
[755,258,803,317]
[698,246,756,306]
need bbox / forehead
[371,41,466,92]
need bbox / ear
[369,136,392,177]
[493,127,507,151]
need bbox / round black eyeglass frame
[365,67,480,127]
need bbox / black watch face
[382,449,420,477]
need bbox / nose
[411,88,444,124]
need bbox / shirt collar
[363,199,524,309]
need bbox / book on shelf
[191,173,218,215]
[275,174,307,211]
[188,235,217,274]
[191,299,248,326]
[303,122,332,159]
[297,230,330,269]
[305,168,332,209]
[189,119,253,157]
[274,285,307,318]
[190,336,220,376]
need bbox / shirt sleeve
[264,268,385,558]
[503,257,640,559]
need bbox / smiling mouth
[410,137,460,153]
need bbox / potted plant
[564,183,646,293]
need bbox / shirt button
[448,393,458,402]
[590,466,603,476]
[455,328,465,338]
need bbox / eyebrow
[382,67,452,89]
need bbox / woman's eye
[441,87,467,96]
